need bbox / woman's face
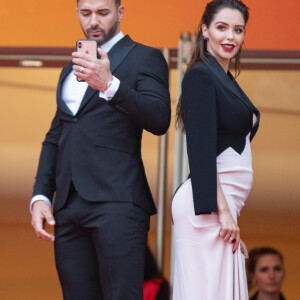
[253,254,285,295]
[202,7,245,71]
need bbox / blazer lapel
[207,55,254,112]
[207,54,260,140]
[207,55,243,99]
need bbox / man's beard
[86,18,119,46]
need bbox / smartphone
[76,39,98,82]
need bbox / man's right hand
[31,200,55,242]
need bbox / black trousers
[54,185,150,300]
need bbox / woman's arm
[181,66,218,214]
[217,174,240,252]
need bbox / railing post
[155,48,170,272]
[169,33,192,297]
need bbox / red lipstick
[221,44,235,52]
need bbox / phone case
[76,39,98,57]
[76,39,98,82]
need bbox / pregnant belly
[217,141,253,215]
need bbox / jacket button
[73,118,78,123]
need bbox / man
[30,0,171,299]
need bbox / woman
[172,0,260,299]
[247,247,286,300]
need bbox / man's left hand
[72,47,113,92]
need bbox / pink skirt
[172,136,253,300]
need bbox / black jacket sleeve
[108,48,171,136]
[32,109,61,201]
[181,66,218,214]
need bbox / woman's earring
[203,36,209,41]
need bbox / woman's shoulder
[183,61,213,84]
[187,60,210,74]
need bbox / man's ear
[76,7,80,20]
[118,6,125,22]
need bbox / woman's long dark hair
[176,0,249,129]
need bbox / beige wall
[237,70,300,298]
[0,67,299,299]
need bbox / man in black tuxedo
[30,0,171,299]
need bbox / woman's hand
[219,209,240,253]
[240,239,249,259]
[217,173,240,253]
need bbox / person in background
[172,0,260,299]
[247,247,286,300]
[30,0,171,299]
[143,245,169,300]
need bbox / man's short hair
[77,0,121,7]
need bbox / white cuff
[99,76,120,101]
[30,195,51,214]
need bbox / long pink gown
[172,133,253,300]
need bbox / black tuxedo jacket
[181,54,260,215]
[33,35,171,215]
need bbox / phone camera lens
[78,42,82,48]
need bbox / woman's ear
[202,24,208,38]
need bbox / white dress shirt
[30,31,125,212]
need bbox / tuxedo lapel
[57,62,97,116]
[77,86,98,113]
[57,62,74,115]
[108,35,136,73]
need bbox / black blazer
[33,35,171,215]
[181,54,260,215]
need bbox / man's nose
[90,13,99,26]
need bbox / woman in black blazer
[172,0,260,299]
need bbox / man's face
[77,0,124,46]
